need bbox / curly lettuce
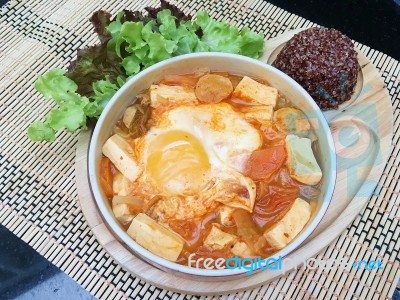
[28,1,265,142]
[27,69,122,141]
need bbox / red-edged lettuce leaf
[145,0,191,21]
[66,43,125,96]
[90,10,153,42]
[90,10,112,43]
[67,1,192,96]
[28,1,265,142]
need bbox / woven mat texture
[0,0,399,299]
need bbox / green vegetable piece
[35,68,81,104]
[108,12,124,36]
[28,6,266,143]
[195,11,242,53]
[107,12,125,57]
[83,76,122,117]
[116,77,125,86]
[141,21,177,65]
[120,22,147,53]
[171,21,199,55]
[194,40,210,52]
[27,121,55,142]
[194,9,210,28]
[134,44,150,60]
[122,55,141,75]
[240,27,265,58]
[91,76,121,113]
[148,34,176,63]
[46,102,87,132]
[157,9,177,40]
[194,10,264,56]
[82,101,100,118]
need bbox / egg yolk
[147,130,211,195]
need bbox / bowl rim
[88,52,337,277]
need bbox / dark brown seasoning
[272,27,359,109]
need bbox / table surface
[0,0,399,299]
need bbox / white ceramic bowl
[88,52,336,278]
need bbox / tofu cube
[149,84,198,108]
[285,134,322,185]
[102,134,142,182]
[113,172,134,196]
[230,241,254,258]
[233,76,278,107]
[218,205,236,226]
[263,198,311,249]
[112,195,144,223]
[127,213,184,261]
[122,106,138,129]
[204,224,236,250]
[242,105,274,124]
[112,204,134,224]
[112,195,144,212]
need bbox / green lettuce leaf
[34,68,81,104]
[28,3,265,143]
[141,20,177,66]
[122,55,142,75]
[195,11,242,53]
[88,76,123,116]
[27,121,55,142]
[28,70,125,141]
[121,22,147,53]
[195,10,264,55]
[107,12,125,58]
[239,27,265,58]
[156,11,198,55]
[46,101,87,132]
[174,21,200,54]
[157,9,177,40]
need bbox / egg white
[135,103,261,214]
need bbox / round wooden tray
[75,30,393,295]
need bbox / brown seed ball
[195,74,233,103]
[272,27,359,110]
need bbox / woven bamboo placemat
[0,0,399,299]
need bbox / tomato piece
[244,145,286,180]
[100,156,114,198]
[252,185,299,230]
